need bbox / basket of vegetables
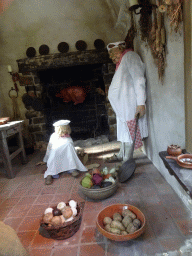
[39,200,83,240]
[96,204,146,241]
[79,167,119,200]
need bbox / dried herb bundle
[139,5,152,42]
[149,6,166,82]
[166,0,183,33]
[125,12,137,49]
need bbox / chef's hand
[135,105,146,119]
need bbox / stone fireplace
[17,49,117,143]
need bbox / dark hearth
[38,64,109,140]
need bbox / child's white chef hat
[53,120,71,126]
[107,41,126,51]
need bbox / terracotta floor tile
[35,194,55,204]
[2,181,19,191]
[79,244,105,256]
[70,192,86,203]
[101,197,124,208]
[50,194,70,205]
[9,188,27,198]
[81,226,104,244]
[27,204,49,217]
[8,204,31,218]
[0,206,12,220]
[124,194,143,209]
[16,181,33,190]
[155,183,175,195]
[41,186,58,195]
[151,218,182,239]
[59,177,74,186]
[18,216,41,232]
[167,202,190,219]
[54,228,82,247]
[29,248,52,256]
[82,210,98,226]
[0,197,20,208]
[17,230,37,248]
[159,236,185,252]
[176,218,192,236]
[26,186,43,196]
[145,204,172,224]
[31,232,55,249]
[140,194,163,208]
[74,190,87,201]
[17,195,38,205]
[3,217,23,230]
[0,189,13,199]
[107,240,135,256]
[44,178,61,187]
[0,143,191,254]
[52,246,78,256]
[84,201,99,212]
[56,186,72,194]
[159,193,182,205]
[138,186,158,198]
[32,180,46,188]
[136,239,163,256]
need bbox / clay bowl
[96,204,146,241]
[79,178,118,200]
[166,154,192,169]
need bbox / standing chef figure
[106,41,148,163]
[43,120,87,185]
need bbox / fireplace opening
[37,63,109,141]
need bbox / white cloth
[117,142,132,161]
[108,51,148,143]
[107,41,126,51]
[43,133,87,178]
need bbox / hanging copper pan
[166,154,192,169]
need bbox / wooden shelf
[159,151,192,198]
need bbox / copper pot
[166,154,192,169]
[167,145,182,156]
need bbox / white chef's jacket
[43,133,87,178]
[108,51,148,143]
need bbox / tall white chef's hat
[53,120,71,127]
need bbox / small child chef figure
[43,120,87,185]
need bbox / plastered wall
[0,0,127,121]
[184,0,192,153]
[134,15,188,207]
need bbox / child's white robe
[108,51,148,143]
[43,133,87,178]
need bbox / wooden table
[0,120,27,178]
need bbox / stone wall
[102,63,117,141]
[17,50,117,143]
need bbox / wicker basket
[39,202,83,240]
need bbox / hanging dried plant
[124,11,137,49]
[139,2,152,42]
[165,0,183,33]
[149,6,166,82]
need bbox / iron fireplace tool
[118,114,139,183]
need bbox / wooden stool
[0,121,27,178]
